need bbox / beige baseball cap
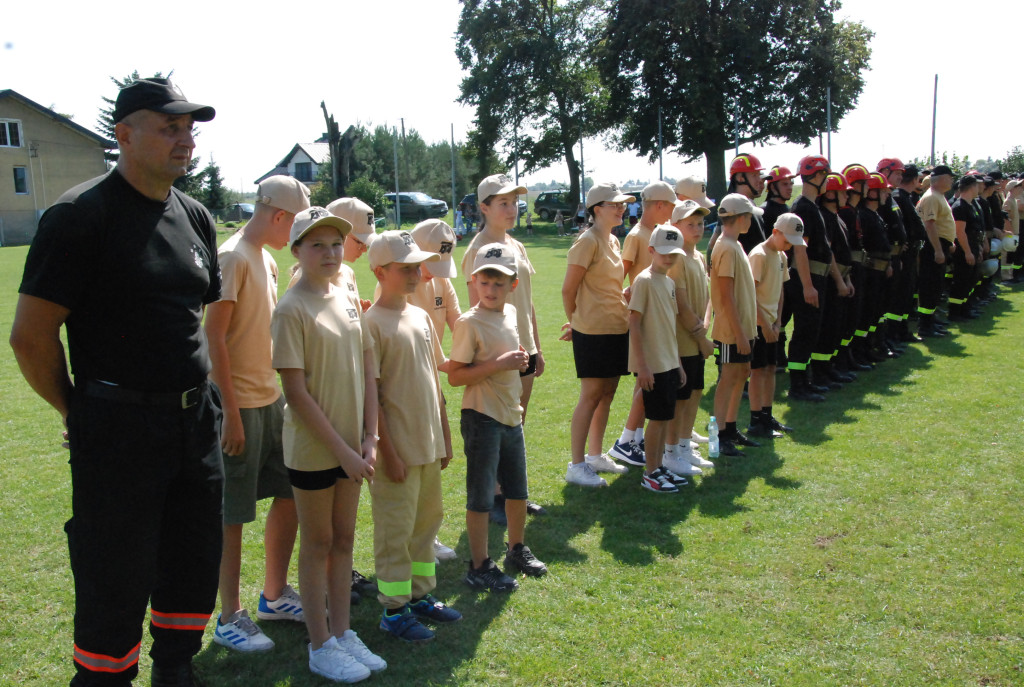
[367,230,440,270]
[326,197,377,245]
[641,180,676,203]
[478,174,527,201]
[717,193,764,218]
[411,219,457,279]
[671,199,711,222]
[649,225,685,255]
[290,207,352,246]
[773,213,806,247]
[1007,179,1022,192]
[674,175,716,209]
[256,175,311,215]
[471,242,517,276]
[585,182,636,209]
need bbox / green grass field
[2,228,1023,686]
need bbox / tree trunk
[704,147,728,222]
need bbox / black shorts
[572,330,629,378]
[288,466,349,490]
[642,368,680,421]
[715,340,753,364]
[677,355,705,399]
[519,353,538,377]
[750,327,780,370]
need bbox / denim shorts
[461,409,528,512]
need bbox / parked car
[460,193,528,219]
[222,203,254,222]
[532,191,577,221]
[384,192,448,222]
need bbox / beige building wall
[1,98,109,245]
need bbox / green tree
[97,69,204,197]
[906,152,972,179]
[598,0,873,205]
[456,0,607,205]
[200,159,226,215]
[997,145,1024,175]
[347,176,388,218]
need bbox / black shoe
[504,543,548,577]
[152,663,204,687]
[730,430,761,448]
[352,569,377,596]
[489,494,508,526]
[789,387,825,402]
[808,381,831,393]
[526,500,547,516]
[900,331,924,343]
[746,423,783,439]
[718,438,741,456]
[849,358,874,371]
[465,558,519,592]
[828,369,856,384]
[768,416,794,433]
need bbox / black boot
[811,361,842,390]
[152,663,205,687]
[788,370,825,402]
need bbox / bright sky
[4,0,1021,196]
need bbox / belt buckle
[181,387,200,409]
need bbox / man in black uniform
[889,163,928,342]
[859,173,894,360]
[873,171,907,357]
[838,165,874,366]
[762,165,796,232]
[707,153,768,257]
[10,78,222,687]
[949,175,984,320]
[816,173,856,383]
[783,155,832,401]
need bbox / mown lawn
[2,226,1022,686]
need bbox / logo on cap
[496,174,513,186]
[400,232,413,246]
[309,208,327,221]
[366,212,374,228]
[665,230,679,242]
[484,247,503,258]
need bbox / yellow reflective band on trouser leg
[411,561,435,578]
[917,306,935,315]
[810,353,831,362]
[884,313,901,321]
[948,297,966,305]
[868,325,877,332]
[841,338,852,346]
[376,579,413,598]
[854,329,868,337]
[787,361,808,371]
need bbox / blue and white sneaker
[257,583,304,622]
[213,610,274,652]
[608,439,645,467]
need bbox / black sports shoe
[504,543,548,577]
[718,438,741,456]
[746,423,783,439]
[152,662,205,687]
[730,431,761,448]
[526,500,547,516]
[768,417,793,433]
[465,558,519,592]
[352,569,377,596]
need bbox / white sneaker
[586,453,628,474]
[336,629,387,673]
[565,461,608,487]
[433,538,457,562]
[213,610,275,653]
[663,454,702,476]
[691,430,709,444]
[309,636,371,683]
[257,583,304,622]
[679,445,714,469]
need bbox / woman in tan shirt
[560,183,635,487]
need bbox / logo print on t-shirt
[434,297,443,307]
[346,308,358,320]
[191,245,204,269]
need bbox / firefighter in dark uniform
[782,155,833,401]
[890,163,928,342]
[762,165,796,232]
[976,175,999,304]
[816,172,857,383]
[840,164,876,366]
[949,175,984,320]
[707,153,768,257]
[858,173,894,360]
[873,171,907,357]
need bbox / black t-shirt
[858,204,891,255]
[988,193,1006,228]
[892,188,926,243]
[975,198,993,234]
[877,196,907,246]
[838,206,861,251]
[19,169,221,392]
[791,195,832,263]
[951,197,983,248]
[820,206,852,266]
[761,199,788,234]
[738,211,767,255]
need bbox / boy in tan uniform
[747,213,804,438]
[627,226,688,493]
[709,194,759,457]
[365,231,460,644]
[206,175,309,652]
[448,244,548,591]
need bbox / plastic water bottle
[708,416,720,458]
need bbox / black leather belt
[82,379,207,409]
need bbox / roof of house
[253,142,331,185]
[0,89,115,148]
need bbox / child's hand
[339,445,374,483]
[698,337,715,359]
[637,365,654,391]
[559,323,573,341]
[360,298,372,312]
[763,324,779,343]
[383,457,407,483]
[497,345,529,371]
[737,338,752,356]
[441,455,452,470]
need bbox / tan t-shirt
[288,263,362,310]
[1003,195,1020,232]
[364,303,446,466]
[566,229,629,335]
[917,188,956,242]
[627,268,679,374]
[271,284,370,472]
[669,249,710,357]
[450,305,523,427]
[215,233,281,408]
[461,233,537,355]
[621,223,654,283]
[710,236,757,345]
[374,277,461,349]
[747,242,790,325]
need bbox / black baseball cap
[113,78,215,124]
[903,163,922,177]
[958,175,978,188]
[930,165,954,177]
[988,171,1004,180]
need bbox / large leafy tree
[456,0,606,204]
[599,0,873,205]
[97,69,204,197]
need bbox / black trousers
[918,240,951,316]
[950,242,980,309]
[817,272,849,359]
[783,272,827,371]
[67,384,223,686]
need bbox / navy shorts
[288,466,349,491]
[677,355,706,399]
[572,330,629,378]
[750,327,781,370]
[641,368,681,421]
[716,340,754,364]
